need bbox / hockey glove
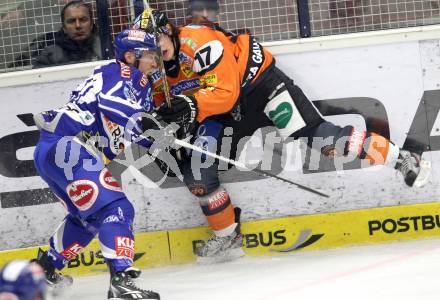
[151,10,169,32]
[141,112,163,132]
[157,95,198,129]
[134,9,169,34]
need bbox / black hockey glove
[157,95,198,129]
[151,10,169,32]
[141,112,163,132]
[134,9,169,34]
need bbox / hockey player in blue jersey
[32,29,161,300]
[0,260,46,300]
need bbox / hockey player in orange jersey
[133,8,431,261]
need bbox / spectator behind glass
[33,0,102,67]
[187,0,250,35]
[188,0,219,23]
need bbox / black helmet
[132,9,169,35]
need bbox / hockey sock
[46,248,69,270]
[363,133,400,166]
[200,187,237,237]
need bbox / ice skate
[196,207,245,264]
[395,150,431,188]
[33,248,73,289]
[108,268,160,300]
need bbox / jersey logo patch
[241,37,265,89]
[208,189,229,210]
[103,115,125,155]
[264,90,306,137]
[268,102,293,129]
[99,168,122,192]
[66,180,99,211]
[171,78,200,95]
[181,37,198,50]
[120,62,131,78]
[140,74,149,87]
[200,74,218,86]
[193,40,224,74]
[150,70,161,82]
[182,63,195,78]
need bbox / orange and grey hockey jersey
[152,24,274,122]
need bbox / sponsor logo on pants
[61,243,84,260]
[116,237,135,260]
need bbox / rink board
[1,201,440,276]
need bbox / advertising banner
[2,201,440,276]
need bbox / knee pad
[183,160,220,196]
[187,183,210,196]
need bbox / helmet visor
[134,48,160,65]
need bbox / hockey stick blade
[252,168,329,198]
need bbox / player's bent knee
[309,122,369,158]
[101,198,135,223]
[188,183,209,196]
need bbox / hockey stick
[140,0,189,159]
[142,0,172,108]
[125,113,329,198]
[170,136,330,198]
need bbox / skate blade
[47,284,72,299]
[108,298,159,300]
[108,298,158,300]
[414,160,431,188]
[196,247,245,265]
[48,278,73,298]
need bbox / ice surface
[61,238,440,300]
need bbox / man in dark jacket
[10,0,102,68]
[33,0,102,67]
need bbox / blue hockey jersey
[34,61,154,161]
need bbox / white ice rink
[62,238,440,300]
